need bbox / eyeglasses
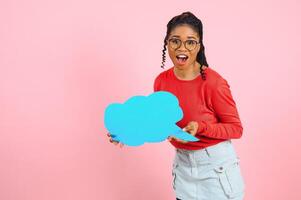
[167,38,200,51]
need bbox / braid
[161,39,167,68]
[197,22,208,80]
[198,44,208,80]
[200,66,206,80]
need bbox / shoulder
[154,67,173,82]
[204,67,229,90]
[153,67,173,91]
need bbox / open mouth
[176,54,189,63]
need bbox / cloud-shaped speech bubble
[104,91,199,146]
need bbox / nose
[178,41,186,50]
[176,41,188,52]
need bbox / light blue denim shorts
[172,140,245,200]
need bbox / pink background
[1,0,300,199]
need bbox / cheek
[167,48,176,59]
[189,52,198,62]
[189,46,200,60]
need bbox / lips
[176,54,189,64]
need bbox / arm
[153,75,161,92]
[197,77,243,139]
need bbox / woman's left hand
[183,121,199,136]
[168,121,199,143]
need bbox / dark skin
[107,24,206,147]
[168,24,202,80]
[107,133,124,148]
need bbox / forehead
[169,24,199,39]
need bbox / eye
[170,38,180,44]
[187,40,196,45]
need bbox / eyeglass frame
[167,38,201,51]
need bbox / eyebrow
[170,35,198,39]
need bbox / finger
[110,138,119,144]
[119,143,124,148]
[110,133,116,138]
[168,136,176,141]
[176,138,187,143]
[178,136,189,143]
[186,125,193,131]
[183,126,192,132]
[107,133,117,140]
[183,128,191,134]
[192,128,198,135]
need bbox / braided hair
[161,11,209,80]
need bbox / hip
[172,140,245,199]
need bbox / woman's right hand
[107,132,124,148]
[167,136,188,143]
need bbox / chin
[174,62,190,68]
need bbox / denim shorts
[172,140,245,200]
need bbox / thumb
[168,136,175,141]
[183,126,192,132]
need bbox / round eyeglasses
[167,38,200,51]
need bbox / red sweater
[153,66,243,150]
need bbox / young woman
[108,11,245,200]
[153,12,245,200]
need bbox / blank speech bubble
[104,91,199,146]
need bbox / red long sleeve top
[153,66,243,150]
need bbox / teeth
[177,54,188,58]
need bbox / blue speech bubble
[104,91,199,146]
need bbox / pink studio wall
[0,0,300,199]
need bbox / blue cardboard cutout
[104,91,199,146]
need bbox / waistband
[174,140,238,165]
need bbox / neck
[174,62,201,80]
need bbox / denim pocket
[214,159,245,198]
